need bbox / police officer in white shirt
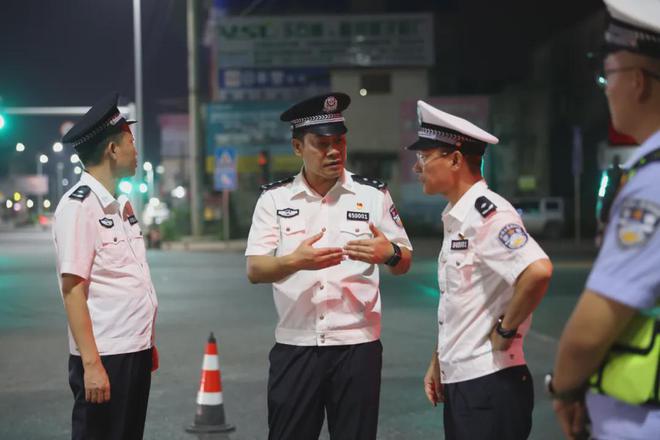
[54,92,158,440]
[245,93,413,440]
[410,101,553,440]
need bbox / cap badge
[323,96,338,113]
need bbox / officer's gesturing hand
[292,230,344,270]
[344,223,393,264]
[423,354,444,406]
[84,359,111,404]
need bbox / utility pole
[133,0,145,217]
[188,0,202,236]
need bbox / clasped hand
[291,223,393,270]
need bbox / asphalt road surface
[0,228,593,439]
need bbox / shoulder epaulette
[352,175,387,190]
[260,176,295,192]
[475,196,497,218]
[69,185,91,201]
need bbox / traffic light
[118,178,133,194]
[258,150,270,184]
[0,96,6,131]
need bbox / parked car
[513,197,565,239]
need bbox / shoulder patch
[260,176,295,192]
[352,175,387,190]
[475,196,497,218]
[617,198,660,248]
[69,185,91,201]
[498,223,528,249]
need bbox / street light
[172,186,186,199]
[143,161,154,198]
[119,181,133,194]
[37,154,49,217]
[16,142,25,152]
[52,142,63,153]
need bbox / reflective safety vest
[589,303,660,405]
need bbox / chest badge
[99,217,114,228]
[451,239,469,250]
[347,211,369,222]
[277,208,299,218]
[127,215,139,225]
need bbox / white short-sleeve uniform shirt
[245,170,412,346]
[437,180,548,383]
[52,172,158,356]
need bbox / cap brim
[406,137,446,150]
[304,123,347,136]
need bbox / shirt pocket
[128,227,147,263]
[339,220,372,246]
[98,228,133,267]
[279,217,306,254]
[445,251,476,295]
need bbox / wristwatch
[495,316,517,339]
[544,373,587,402]
[384,242,402,267]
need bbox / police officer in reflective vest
[410,101,553,440]
[245,93,413,440]
[550,1,660,438]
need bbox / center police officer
[245,93,413,440]
[53,92,158,440]
[409,101,553,440]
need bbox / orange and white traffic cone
[185,333,235,433]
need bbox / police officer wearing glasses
[550,1,660,439]
[410,101,553,440]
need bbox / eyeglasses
[595,66,660,89]
[415,150,451,166]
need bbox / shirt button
[285,227,290,232]
[355,228,359,233]
[319,315,325,320]
[113,237,117,242]
[319,285,325,290]
[322,199,327,204]
[456,261,460,266]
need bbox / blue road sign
[214,147,238,191]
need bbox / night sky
[0,0,602,173]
